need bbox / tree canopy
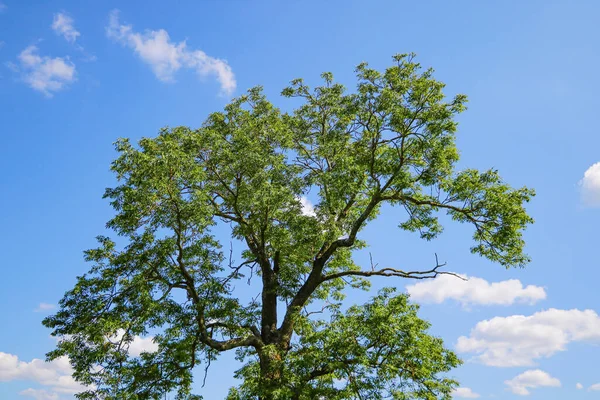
[43,54,534,399]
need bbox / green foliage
[229,289,461,400]
[43,54,534,399]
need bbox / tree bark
[258,346,285,400]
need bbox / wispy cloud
[0,2,6,13]
[34,303,56,312]
[105,9,236,95]
[51,13,80,43]
[51,12,96,62]
[451,387,480,398]
[13,45,76,97]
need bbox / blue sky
[1,0,600,399]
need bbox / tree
[43,54,534,399]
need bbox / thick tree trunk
[258,346,285,400]
[261,266,278,343]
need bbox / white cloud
[2,329,157,398]
[15,45,76,97]
[456,308,600,367]
[452,387,480,398]
[504,370,560,396]
[34,303,56,312]
[406,275,546,306]
[128,335,159,357]
[19,388,59,400]
[576,382,583,389]
[51,13,80,43]
[105,10,236,95]
[299,196,316,217]
[580,162,600,207]
[107,329,158,357]
[589,383,600,391]
[0,352,86,395]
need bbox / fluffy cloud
[576,383,583,389]
[106,10,235,95]
[580,162,600,207]
[406,275,546,306]
[51,13,80,43]
[106,329,159,357]
[299,196,316,217]
[2,331,156,399]
[504,370,560,396]
[15,45,76,97]
[34,303,56,312]
[589,383,600,391]
[456,308,600,367]
[451,387,480,398]
[0,352,86,395]
[128,335,159,357]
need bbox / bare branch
[321,254,465,283]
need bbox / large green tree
[43,54,534,399]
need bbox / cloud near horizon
[20,388,60,400]
[0,352,87,395]
[1,331,157,398]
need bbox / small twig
[369,252,379,271]
[201,353,212,387]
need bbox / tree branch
[170,196,263,351]
[381,193,480,224]
[278,196,380,344]
[321,254,465,282]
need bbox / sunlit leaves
[44,54,533,399]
